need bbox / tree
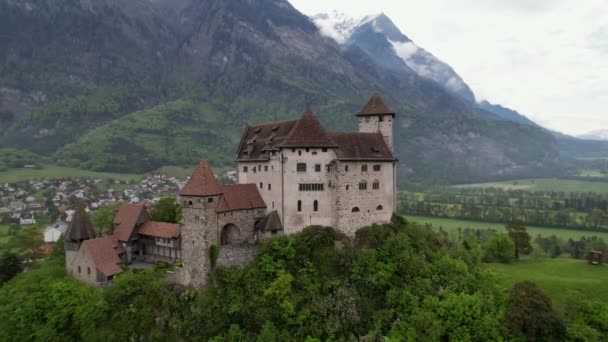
[482,233,515,263]
[0,251,21,284]
[586,208,607,229]
[506,221,533,259]
[92,203,120,236]
[504,281,566,341]
[150,197,182,223]
[15,227,43,262]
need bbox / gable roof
[255,211,283,231]
[65,201,95,242]
[180,160,223,197]
[216,184,267,213]
[236,119,299,161]
[81,235,125,277]
[113,203,148,242]
[357,93,395,117]
[280,108,338,148]
[329,132,395,161]
[138,221,181,239]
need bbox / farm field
[485,258,608,311]
[404,215,608,240]
[453,178,608,193]
[0,165,142,183]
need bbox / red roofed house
[180,94,397,287]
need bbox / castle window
[373,165,381,171]
[322,148,328,152]
[312,151,317,155]
[362,165,368,172]
[315,164,321,172]
[78,266,81,273]
[298,150,302,156]
[345,165,349,172]
[268,184,271,191]
[194,216,200,221]
[379,116,384,122]
[265,166,268,172]
[299,183,324,191]
[373,180,380,190]
[208,198,213,203]
[243,166,248,173]
[297,163,307,172]
[346,185,350,190]
[272,201,275,209]
[188,201,193,206]
[198,199,201,204]
[87,267,91,275]
[258,165,261,171]
[292,148,296,152]
[352,207,360,213]
[377,205,383,211]
[359,181,367,190]
[297,200,302,212]
[253,167,257,173]
[313,200,319,212]
[271,165,274,171]
[306,148,310,152]
[259,182,263,189]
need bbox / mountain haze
[0,0,562,183]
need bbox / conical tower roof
[180,160,223,197]
[280,108,337,148]
[357,93,396,117]
[65,201,95,242]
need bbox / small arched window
[345,165,349,172]
[87,267,91,275]
[297,200,302,212]
[376,205,383,211]
[346,185,350,190]
[352,207,360,213]
[188,200,193,206]
[313,200,319,212]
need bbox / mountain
[578,129,608,141]
[0,0,561,183]
[311,11,476,103]
[478,101,539,127]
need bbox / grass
[0,224,9,236]
[152,165,195,179]
[485,258,608,311]
[404,215,608,240]
[0,165,142,183]
[579,169,607,178]
[453,178,608,193]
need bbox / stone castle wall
[216,244,259,268]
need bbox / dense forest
[1,217,606,341]
[400,186,608,231]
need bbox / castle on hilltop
[180,93,397,287]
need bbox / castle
[180,93,397,287]
[64,93,397,287]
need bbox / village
[0,174,191,254]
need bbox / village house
[44,218,68,243]
[180,93,397,287]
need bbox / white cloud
[290,0,608,135]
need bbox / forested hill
[0,0,561,183]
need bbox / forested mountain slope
[0,0,561,183]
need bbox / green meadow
[0,165,142,183]
[404,215,608,240]
[454,178,608,193]
[486,258,608,311]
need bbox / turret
[179,160,223,287]
[357,93,396,151]
[64,201,95,273]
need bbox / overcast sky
[289,0,608,136]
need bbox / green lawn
[453,178,608,193]
[0,165,142,183]
[485,258,608,311]
[404,215,608,240]
[153,165,195,179]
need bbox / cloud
[467,0,565,13]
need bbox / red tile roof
[113,203,148,242]
[138,221,181,239]
[180,160,223,197]
[329,132,395,161]
[280,108,338,148]
[82,235,125,277]
[357,93,395,117]
[216,184,267,213]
